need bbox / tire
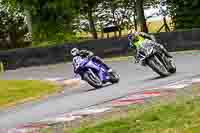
[148,55,169,77]
[168,59,176,74]
[109,71,120,84]
[83,71,103,88]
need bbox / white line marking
[45,77,65,81]
[72,108,111,116]
[39,115,82,123]
[162,83,190,89]
[191,78,200,83]
[35,108,110,126]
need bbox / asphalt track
[0,52,200,129]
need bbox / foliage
[144,0,160,8]
[0,3,28,49]
[2,0,80,42]
[32,0,78,40]
[167,0,200,29]
[97,0,136,30]
[74,0,161,33]
[74,0,137,37]
[0,0,172,49]
[78,0,102,39]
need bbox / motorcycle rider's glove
[133,56,139,63]
[151,35,156,42]
[134,59,139,64]
[87,52,94,59]
[128,41,131,48]
[133,52,140,64]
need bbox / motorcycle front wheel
[109,70,120,84]
[83,71,103,88]
[148,55,169,77]
[167,58,176,74]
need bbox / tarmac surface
[0,51,200,129]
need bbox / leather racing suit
[128,32,172,63]
[73,50,111,73]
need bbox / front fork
[88,68,97,78]
[159,53,171,71]
[88,68,106,82]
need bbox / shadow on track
[144,71,179,82]
[86,83,114,92]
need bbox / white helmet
[71,48,79,56]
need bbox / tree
[144,0,171,32]
[79,0,101,39]
[96,0,136,37]
[136,0,148,33]
[135,0,161,33]
[167,0,200,29]
[0,3,27,49]
[158,0,170,32]
[2,0,80,42]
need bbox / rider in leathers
[128,31,172,64]
[71,48,112,73]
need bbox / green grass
[0,80,61,108]
[72,97,200,133]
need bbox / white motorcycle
[136,43,176,77]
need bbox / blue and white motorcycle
[73,56,120,88]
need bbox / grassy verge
[64,84,200,133]
[73,100,200,133]
[38,84,200,133]
[0,80,61,108]
[72,101,199,132]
